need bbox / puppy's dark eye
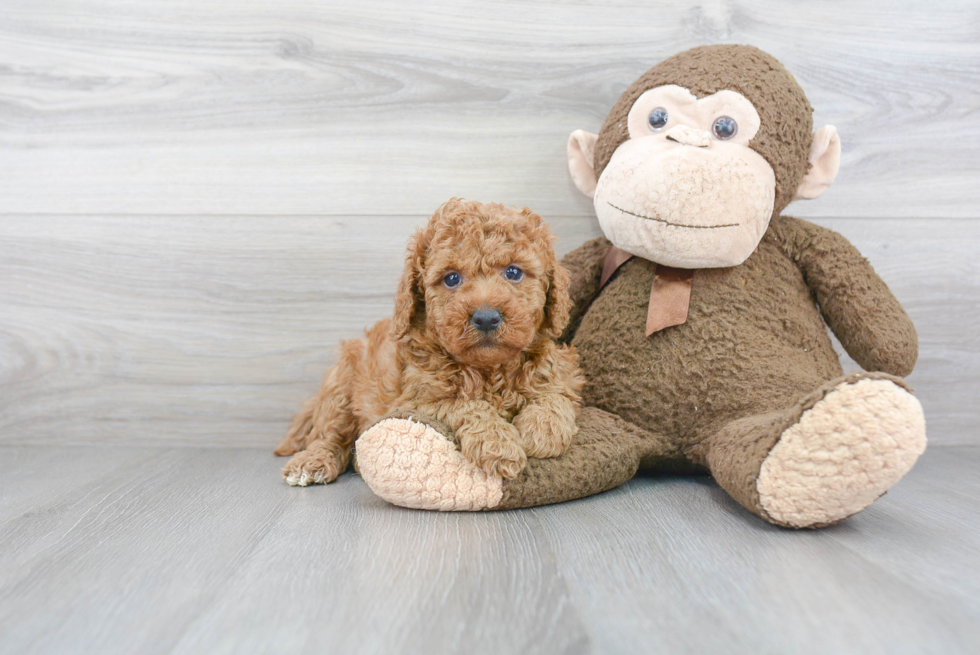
[443,271,462,288]
[712,116,737,140]
[648,107,669,131]
[504,266,524,282]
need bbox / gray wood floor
[0,445,978,655]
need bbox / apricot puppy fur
[274,198,584,485]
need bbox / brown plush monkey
[355,45,926,528]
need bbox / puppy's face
[393,200,570,369]
[424,237,548,368]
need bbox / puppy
[274,198,583,485]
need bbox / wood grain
[0,446,157,524]
[0,0,977,218]
[170,482,591,655]
[0,3,976,653]
[0,449,292,655]
[1,0,976,447]
[533,448,980,655]
[0,445,977,655]
[818,218,980,447]
[0,213,599,448]
[1,215,974,446]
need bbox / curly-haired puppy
[274,198,584,485]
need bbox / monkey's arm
[773,215,917,376]
[559,236,612,343]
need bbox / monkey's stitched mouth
[608,202,740,229]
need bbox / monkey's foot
[757,378,927,528]
[357,418,504,511]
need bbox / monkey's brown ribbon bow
[600,246,694,336]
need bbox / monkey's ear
[391,227,430,340]
[567,130,599,199]
[795,125,841,200]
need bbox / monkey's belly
[571,253,842,447]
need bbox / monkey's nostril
[470,308,503,333]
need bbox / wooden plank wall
[1,0,977,447]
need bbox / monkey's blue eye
[648,107,669,131]
[504,266,524,282]
[443,272,462,288]
[712,116,737,140]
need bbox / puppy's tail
[274,395,317,456]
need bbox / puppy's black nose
[471,308,502,333]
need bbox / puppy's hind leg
[274,395,317,456]
[281,341,363,486]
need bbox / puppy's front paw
[457,421,527,480]
[513,403,577,459]
[282,448,343,486]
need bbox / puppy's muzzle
[470,307,503,334]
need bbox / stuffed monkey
[355,45,926,528]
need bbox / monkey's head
[568,45,841,269]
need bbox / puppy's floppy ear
[541,260,572,340]
[391,225,431,340]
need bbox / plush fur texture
[566,219,918,451]
[275,199,584,484]
[357,417,504,511]
[355,45,926,529]
[358,223,926,523]
[756,378,926,528]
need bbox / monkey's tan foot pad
[357,418,504,511]
[758,378,927,528]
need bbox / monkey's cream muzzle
[593,132,776,269]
